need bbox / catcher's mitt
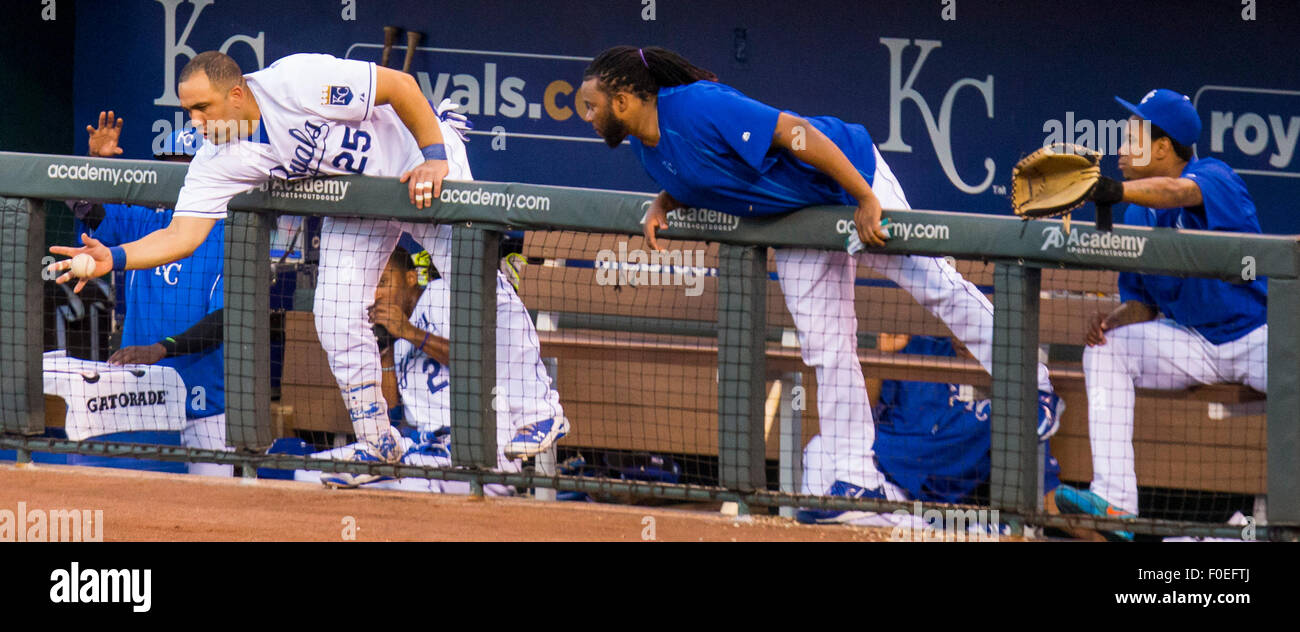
[1011,143,1102,232]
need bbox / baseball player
[803,335,1062,527]
[1055,89,1269,541]
[50,51,568,480]
[577,46,1059,523]
[308,246,567,489]
[76,120,229,476]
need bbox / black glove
[1089,176,1124,232]
[1089,176,1125,206]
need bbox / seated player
[304,246,568,493]
[802,335,1062,529]
[72,115,230,476]
[1056,90,1269,541]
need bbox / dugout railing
[2,151,1298,540]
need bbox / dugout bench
[277,230,1267,498]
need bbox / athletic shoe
[504,418,570,459]
[1054,484,1135,542]
[795,480,888,524]
[320,431,405,489]
[1037,390,1064,440]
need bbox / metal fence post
[1267,277,1300,528]
[0,198,46,436]
[990,263,1042,516]
[534,356,560,501]
[450,225,498,469]
[224,210,273,450]
[778,371,804,518]
[717,244,767,492]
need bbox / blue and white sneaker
[1037,390,1064,440]
[795,481,888,524]
[504,418,570,459]
[395,438,452,469]
[320,431,405,489]
[1054,484,1135,542]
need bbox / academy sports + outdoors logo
[259,178,352,202]
[1040,225,1148,259]
[440,187,552,212]
[664,206,741,232]
[46,162,159,186]
[834,218,950,241]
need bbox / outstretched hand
[87,110,124,157]
[48,233,113,293]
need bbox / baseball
[70,253,97,278]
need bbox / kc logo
[324,85,354,106]
[878,38,996,195]
[154,0,266,107]
[155,262,183,286]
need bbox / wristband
[159,337,177,356]
[110,246,128,271]
[1090,176,1125,206]
[420,144,447,161]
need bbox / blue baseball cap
[155,128,203,158]
[1114,89,1201,146]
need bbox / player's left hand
[400,159,449,210]
[108,343,166,366]
[367,302,410,338]
[47,233,113,294]
[854,198,889,248]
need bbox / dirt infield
[0,464,909,542]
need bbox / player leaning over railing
[48,51,568,483]
[576,45,1063,526]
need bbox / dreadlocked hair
[583,46,717,100]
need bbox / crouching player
[299,247,568,494]
[802,335,1062,532]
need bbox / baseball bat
[381,26,401,67]
[403,30,424,74]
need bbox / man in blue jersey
[78,115,230,476]
[576,46,1060,525]
[803,335,1062,529]
[1055,89,1269,540]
